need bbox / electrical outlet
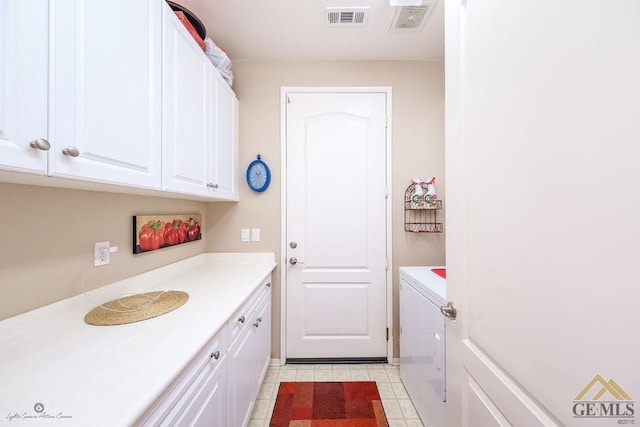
[241,229,250,242]
[251,228,260,242]
[94,241,110,267]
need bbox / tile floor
[248,363,426,427]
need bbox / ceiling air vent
[326,7,370,27]
[391,1,435,31]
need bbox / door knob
[440,302,457,321]
[29,138,50,151]
[62,146,80,157]
[289,257,304,265]
[290,241,298,249]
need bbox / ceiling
[177,0,444,61]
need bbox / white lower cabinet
[139,328,227,426]
[227,280,272,427]
[227,318,257,427]
[183,354,227,427]
[253,290,272,391]
[138,277,272,427]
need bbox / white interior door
[284,90,389,360]
[445,0,640,425]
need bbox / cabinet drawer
[139,328,227,426]
[227,279,271,343]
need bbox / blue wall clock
[246,154,271,192]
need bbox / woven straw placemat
[84,290,189,326]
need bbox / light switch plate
[241,229,250,242]
[251,228,260,242]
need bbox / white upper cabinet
[0,0,49,174]
[162,3,212,197]
[49,0,162,188]
[0,0,238,200]
[162,1,239,200]
[211,75,239,201]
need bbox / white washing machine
[399,266,446,426]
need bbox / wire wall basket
[404,183,443,233]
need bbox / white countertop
[0,253,276,426]
[399,266,446,305]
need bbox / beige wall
[206,61,445,360]
[0,183,206,319]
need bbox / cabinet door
[49,0,161,188]
[162,3,212,197]
[189,355,227,427]
[253,291,271,390]
[0,0,48,174]
[210,75,239,200]
[227,325,256,427]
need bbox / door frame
[279,87,393,364]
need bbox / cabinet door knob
[29,138,50,151]
[253,321,260,328]
[210,350,220,360]
[62,146,80,157]
[266,282,271,288]
[238,315,245,324]
[257,317,263,323]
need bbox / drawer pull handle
[238,316,245,324]
[210,350,220,360]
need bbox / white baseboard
[270,358,283,366]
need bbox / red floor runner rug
[270,381,389,427]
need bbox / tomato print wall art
[132,214,202,254]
